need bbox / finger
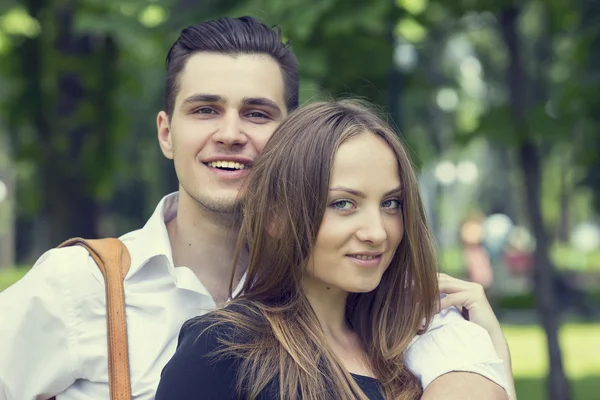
[437,272,471,285]
[438,278,477,294]
[438,273,481,294]
[439,292,471,311]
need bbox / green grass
[505,323,600,399]
[0,267,29,292]
[514,376,600,400]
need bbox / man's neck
[167,191,245,304]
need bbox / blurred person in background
[460,212,494,289]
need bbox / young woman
[156,100,509,399]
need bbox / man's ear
[157,111,174,160]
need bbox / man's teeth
[352,255,378,260]
[207,161,247,170]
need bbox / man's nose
[212,112,248,147]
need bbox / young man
[0,17,510,399]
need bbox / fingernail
[461,308,470,321]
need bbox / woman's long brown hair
[202,100,439,399]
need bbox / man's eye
[247,111,269,118]
[194,107,217,114]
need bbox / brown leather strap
[54,237,132,400]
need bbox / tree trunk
[580,0,600,212]
[11,0,102,250]
[495,145,520,223]
[10,0,50,257]
[40,5,99,245]
[498,6,571,400]
[557,149,570,243]
[517,143,571,400]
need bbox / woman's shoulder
[178,301,265,349]
[156,303,261,399]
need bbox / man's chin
[184,188,240,213]
[198,197,241,214]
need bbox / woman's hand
[437,273,502,338]
[437,273,516,399]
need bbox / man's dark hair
[165,16,299,116]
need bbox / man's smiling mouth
[205,161,249,170]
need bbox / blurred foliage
[0,0,598,245]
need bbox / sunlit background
[0,0,599,399]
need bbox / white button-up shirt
[0,193,508,399]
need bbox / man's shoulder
[12,231,144,294]
[43,236,139,272]
[424,306,489,336]
[5,246,102,299]
[119,227,143,246]
[407,305,498,361]
[0,244,105,320]
[51,228,144,271]
[38,242,90,259]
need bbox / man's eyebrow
[180,94,283,115]
[181,94,226,106]
[329,186,403,198]
[242,97,282,115]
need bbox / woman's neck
[302,276,350,339]
[302,277,375,378]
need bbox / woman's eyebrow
[329,185,402,198]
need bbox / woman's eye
[331,200,355,210]
[382,199,401,209]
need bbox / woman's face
[303,132,404,295]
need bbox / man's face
[157,53,288,213]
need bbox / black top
[156,311,385,399]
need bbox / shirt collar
[123,192,179,279]
[123,191,247,298]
